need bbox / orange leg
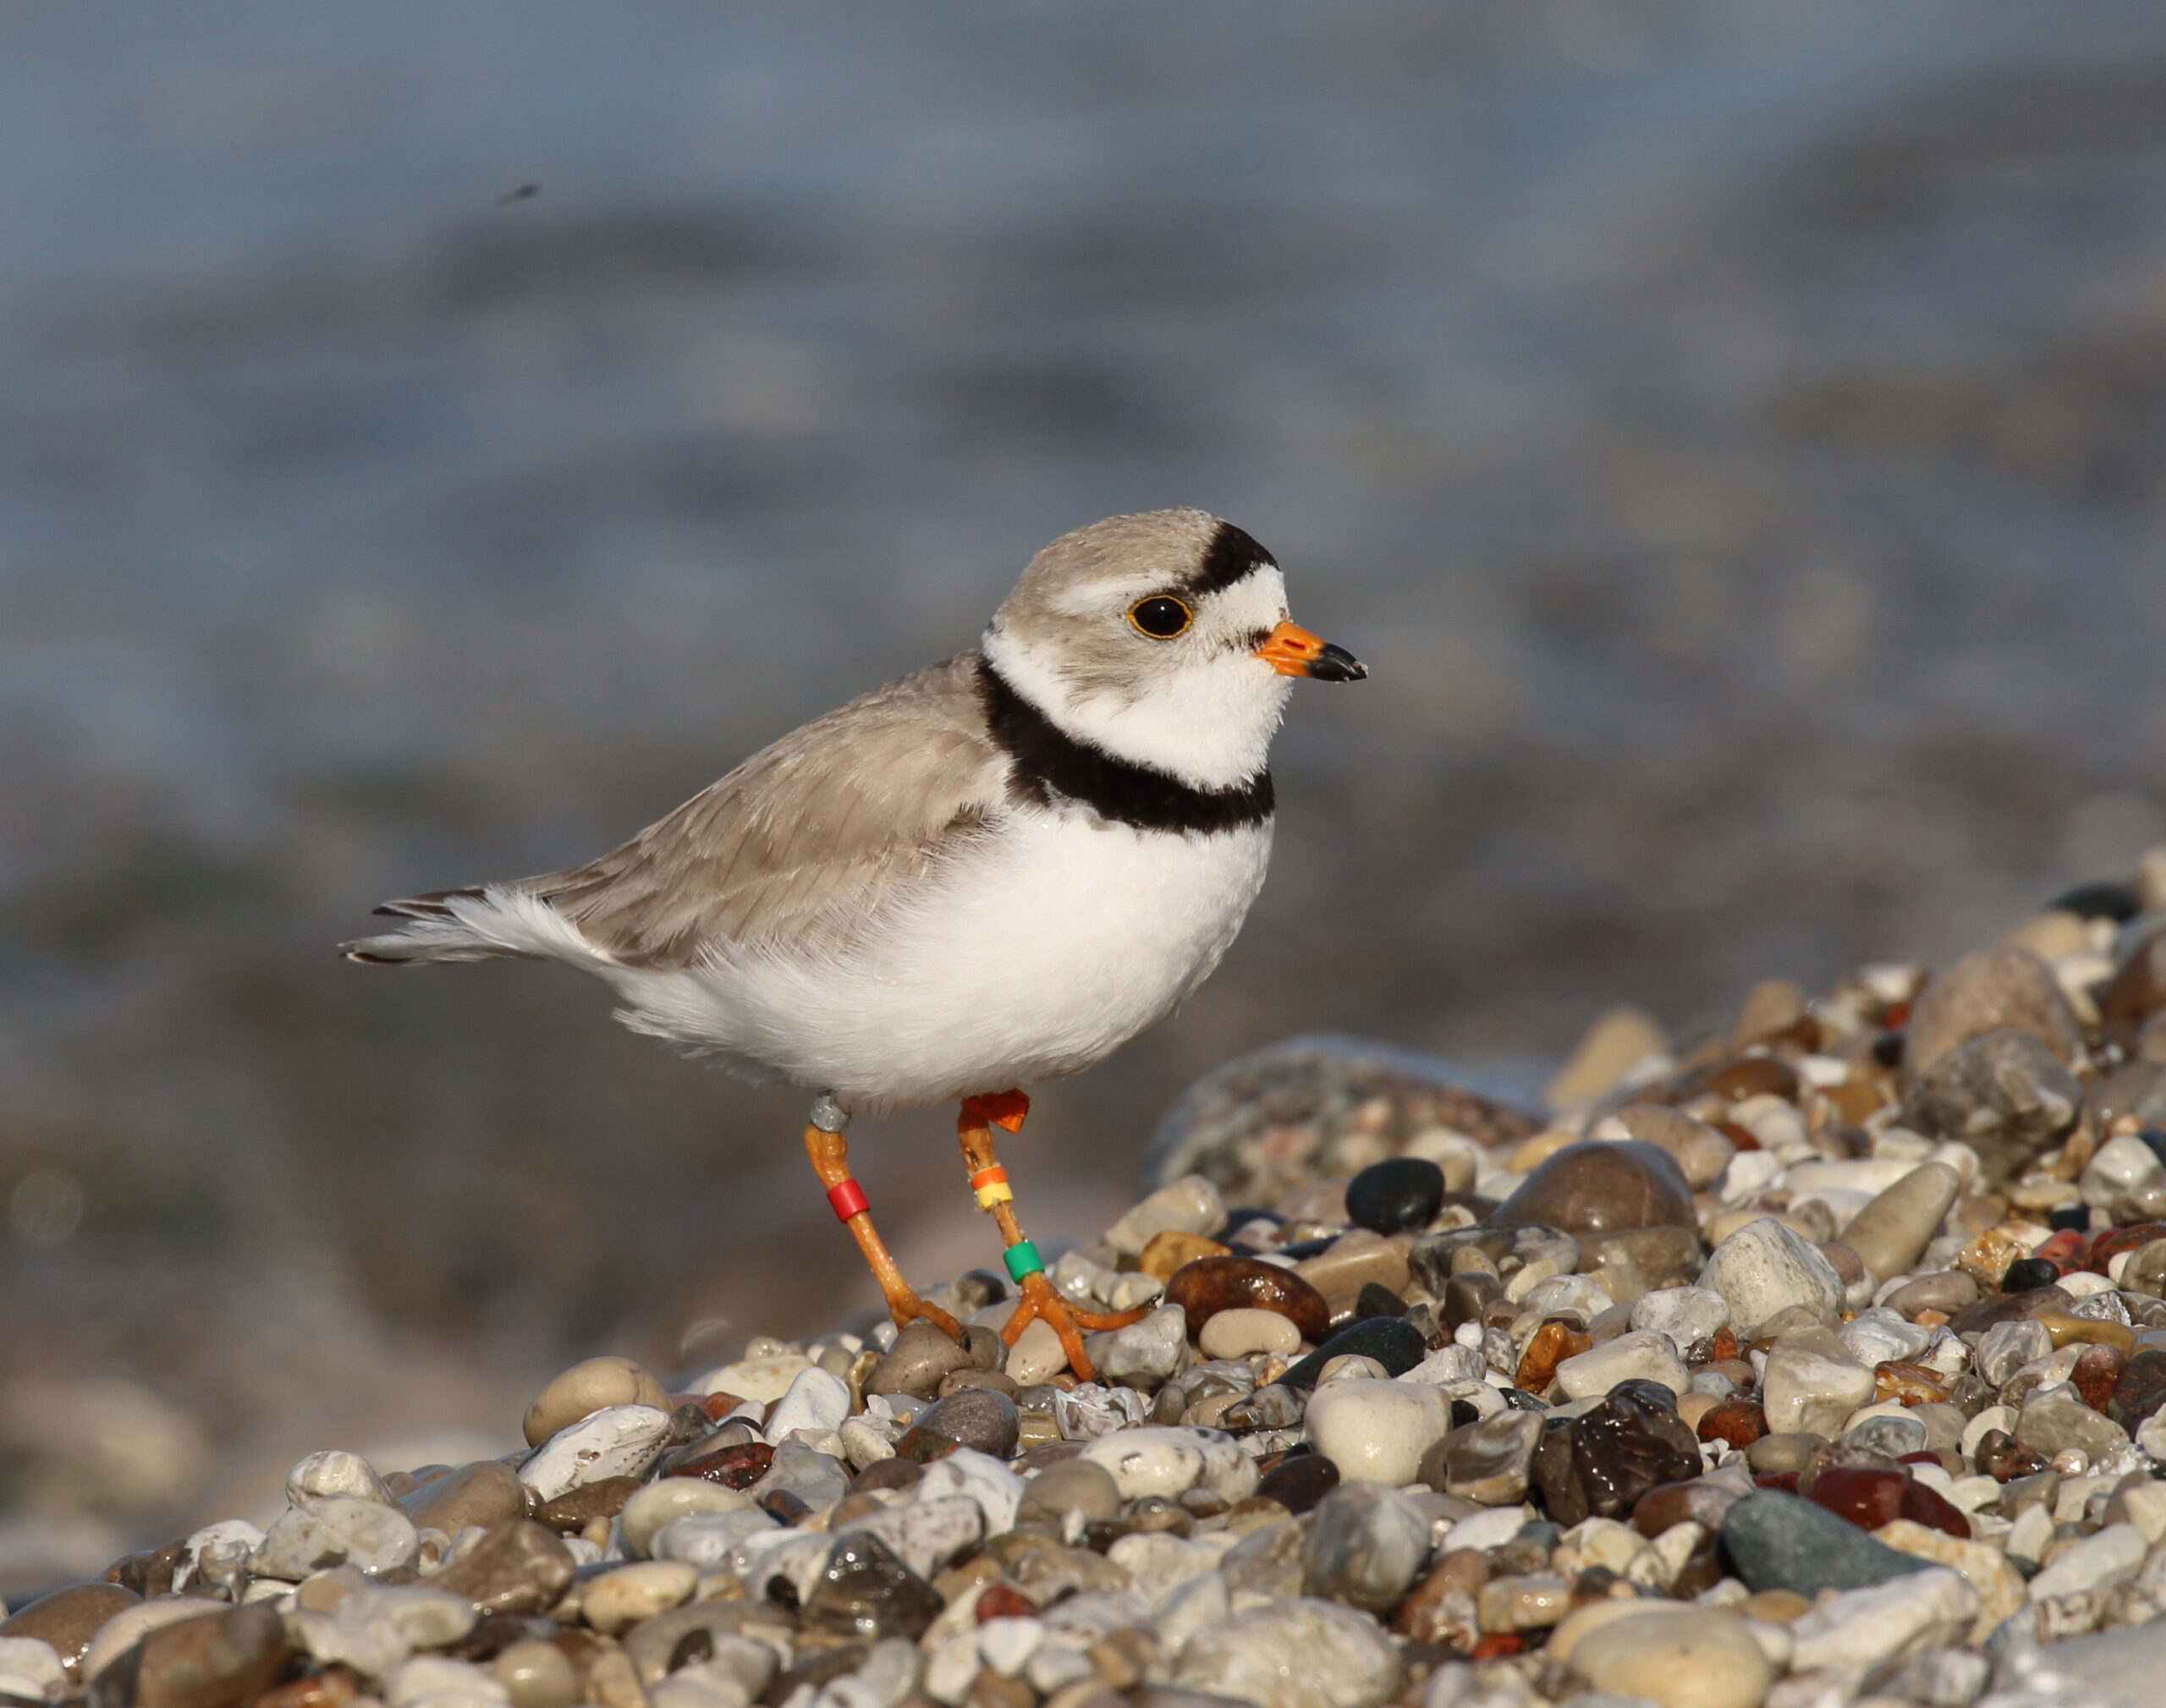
[959,1090,1147,1385]
[804,1098,964,1342]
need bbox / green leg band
[1003,1240,1045,1283]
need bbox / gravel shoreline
[11,849,2166,1708]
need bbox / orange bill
[1255,618,1367,682]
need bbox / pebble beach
[13,849,2166,1708]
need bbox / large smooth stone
[0,1584,140,1682]
[398,1460,530,1535]
[1719,1491,1930,1598]
[1901,1030,2081,1186]
[1300,1483,1433,1614]
[1491,1140,1695,1235]
[1303,1380,1450,1486]
[1902,946,2082,1085]
[1164,1257,1332,1343]
[1840,1162,1962,1282]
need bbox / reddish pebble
[1707,1327,1740,1363]
[1754,1471,1800,1493]
[1163,1256,1333,1343]
[1471,1634,1523,1660]
[669,1441,774,1488]
[975,1583,1040,1623]
[2091,1223,2166,1269]
[1806,1465,1908,1532]
[2072,1344,2126,1412]
[1696,1398,1767,1450]
[2032,1229,2088,1273]
[1516,1320,1592,1392]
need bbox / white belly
[607,809,1273,1112]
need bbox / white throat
[981,625,1293,792]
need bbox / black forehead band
[1186,520,1275,596]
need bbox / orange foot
[1003,1270,1150,1384]
[886,1289,966,1343]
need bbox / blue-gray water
[4,1,2166,1568]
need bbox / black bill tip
[1307,642,1366,683]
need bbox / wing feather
[514,651,1007,969]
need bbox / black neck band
[976,656,1273,834]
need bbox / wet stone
[1164,1256,1333,1343]
[0,1584,141,1682]
[2110,1346,2166,1427]
[1490,1140,1696,1236]
[1718,1491,1931,1598]
[1629,1478,1742,1538]
[1016,1458,1122,1525]
[253,1497,418,1580]
[800,1532,943,1640]
[1563,1382,1701,1522]
[1344,1157,1446,1236]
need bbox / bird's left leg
[957,1090,1148,1384]
[805,1093,965,1341]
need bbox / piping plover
[344,508,1364,1377]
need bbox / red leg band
[827,1179,870,1222]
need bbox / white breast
[605,806,1273,1112]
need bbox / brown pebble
[399,1459,531,1534]
[0,1582,140,1681]
[1490,1140,1697,1235]
[1696,1398,1767,1450]
[1163,1256,1332,1343]
[852,1458,925,1493]
[2071,1343,2125,1412]
[533,1475,641,1534]
[430,1520,576,1617]
[937,1368,1020,1401]
[133,1601,289,1708]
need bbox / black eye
[1128,596,1193,639]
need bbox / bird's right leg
[803,1093,965,1342]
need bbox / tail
[340,884,601,967]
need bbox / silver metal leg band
[810,1090,849,1133]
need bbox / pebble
[1345,1156,1446,1235]
[428,1519,576,1617]
[906,1384,1020,1459]
[1015,1457,1123,1524]
[518,1403,672,1502]
[1902,1029,2083,1186]
[1698,1218,1844,1336]
[252,1494,420,1579]
[1174,1596,1402,1708]
[79,1598,221,1683]
[1423,1410,1542,1506]
[579,1560,696,1634]
[1554,1329,1689,1401]
[1164,1255,1333,1342]
[1302,1482,1432,1613]
[1087,1303,1190,1389]
[1103,1174,1226,1257]
[2027,1520,2147,1600]
[1199,1305,1302,1359]
[398,1460,530,1535]
[1785,1568,1976,1683]
[1079,1425,1255,1500]
[1564,1605,1775,1708]
[1839,1162,1962,1283]
[1720,1492,1931,1598]
[131,1603,288,1708]
[1901,945,2084,1082]
[1492,1140,1696,1235]
[0,1584,139,1679]
[1303,1379,1451,1486]
[763,1365,852,1443]
[866,1321,1003,1400]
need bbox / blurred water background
[6,0,2166,1584]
